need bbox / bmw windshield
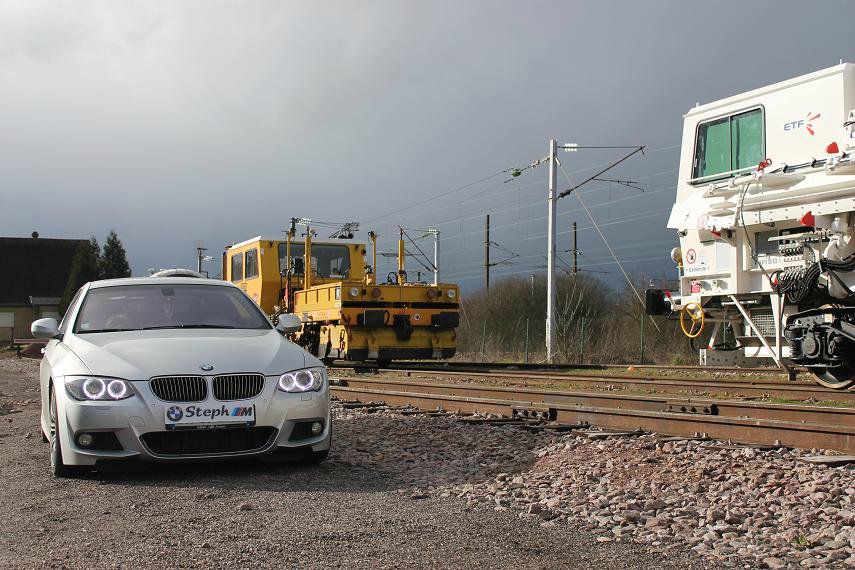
[74,284,272,333]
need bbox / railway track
[329,372,855,453]
[330,362,855,403]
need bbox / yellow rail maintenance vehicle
[223,219,460,365]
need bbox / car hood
[64,329,309,379]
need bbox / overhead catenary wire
[365,143,681,227]
[447,249,671,280]
[375,166,677,240]
[557,156,661,332]
[439,205,672,258]
[368,143,681,287]
[364,169,512,224]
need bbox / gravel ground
[332,409,854,568]
[0,357,699,570]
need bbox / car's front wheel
[299,421,332,465]
[300,448,329,465]
[49,385,81,478]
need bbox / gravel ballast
[1,357,851,568]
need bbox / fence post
[524,317,530,364]
[480,319,487,362]
[579,318,585,364]
[639,314,645,365]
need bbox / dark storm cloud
[1,0,853,286]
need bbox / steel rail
[331,360,794,374]
[330,378,855,453]
[332,366,855,403]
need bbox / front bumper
[54,376,331,466]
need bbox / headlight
[64,376,135,401]
[278,367,326,393]
[447,289,456,298]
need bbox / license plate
[165,403,255,428]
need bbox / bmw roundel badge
[167,406,184,422]
[200,364,214,372]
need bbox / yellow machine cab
[223,219,460,365]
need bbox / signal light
[827,141,840,154]
[800,211,815,227]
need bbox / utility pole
[433,229,441,286]
[195,244,213,276]
[572,221,578,274]
[484,214,491,290]
[546,139,557,362]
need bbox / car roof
[88,277,234,288]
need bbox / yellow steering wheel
[679,302,705,338]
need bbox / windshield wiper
[76,328,139,334]
[140,324,236,330]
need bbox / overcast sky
[2,1,854,289]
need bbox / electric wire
[557,158,662,332]
[365,143,680,226]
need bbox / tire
[299,420,332,465]
[299,448,329,465]
[49,386,81,478]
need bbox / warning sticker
[685,249,697,264]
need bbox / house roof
[0,237,87,305]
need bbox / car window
[73,284,272,333]
[59,288,85,333]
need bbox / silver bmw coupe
[31,277,331,477]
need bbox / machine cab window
[245,248,259,279]
[278,243,351,279]
[692,108,764,182]
[230,253,244,282]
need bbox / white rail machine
[649,63,855,389]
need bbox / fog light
[311,421,323,435]
[77,433,94,448]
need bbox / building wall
[0,305,58,343]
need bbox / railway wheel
[813,367,855,390]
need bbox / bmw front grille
[212,374,265,401]
[149,376,207,402]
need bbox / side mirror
[32,318,60,340]
[276,314,302,334]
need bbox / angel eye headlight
[277,367,326,393]
[65,376,134,401]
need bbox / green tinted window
[731,109,763,170]
[696,118,730,178]
[693,108,763,181]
